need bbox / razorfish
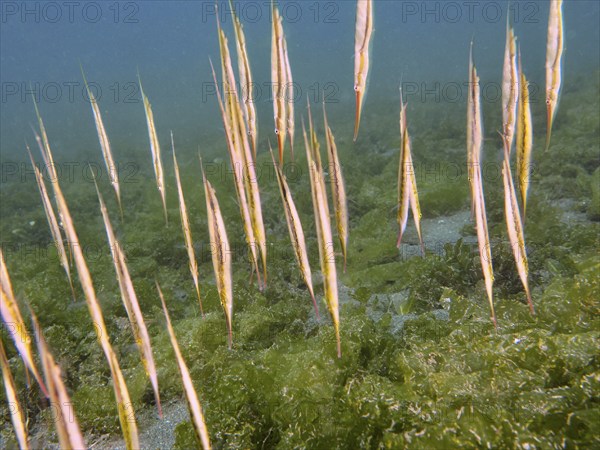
[545,0,563,151]
[353,0,373,141]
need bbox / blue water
[0,0,598,161]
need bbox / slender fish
[26,142,76,301]
[139,75,168,224]
[269,144,318,316]
[353,0,373,141]
[304,105,341,357]
[31,311,86,450]
[202,161,233,349]
[397,91,425,255]
[32,101,74,263]
[282,36,295,160]
[502,19,519,153]
[216,17,268,286]
[516,51,533,219]
[501,140,535,315]
[229,0,258,160]
[545,0,563,151]
[81,66,123,218]
[157,283,211,449]
[209,58,262,288]
[94,177,163,418]
[323,103,349,271]
[0,250,48,397]
[0,339,30,450]
[468,45,496,327]
[172,133,203,315]
[272,3,288,162]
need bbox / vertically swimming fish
[353,0,373,141]
[502,19,519,153]
[0,249,48,397]
[209,58,262,288]
[501,140,535,315]
[271,2,288,162]
[157,283,211,449]
[172,133,203,315]
[32,101,74,263]
[282,36,295,160]
[467,45,496,328]
[323,103,349,271]
[229,0,258,160]
[545,0,563,151]
[33,111,139,449]
[516,50,533,219]
[94,177,163,418]
[304,104,341,358]
[31,311,86,450]
[269,144,318,316]
[215,23,268,286]
[81,66,123,218]
[396,90,425,255]
[201,160,233,349]
[0,339,30,450]
[139,75,168,224]
[27,142,76,301]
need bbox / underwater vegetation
[1,0,599,448]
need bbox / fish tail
[226,315,233,350]
[196,284,204,319]
[545,105,553,152]
[526,287,535,316]
[68,274,77,303]
[335,324,342,359]
[309,288,320,320]
[353,91,361,142]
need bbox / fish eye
[275,129,279,134]
[354,85,359,92]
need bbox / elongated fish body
[229,0,258,160]
[269,146,318,316]
[516,52,533,219]
[81,67,123,217]
[304,105,341,358]
[31,311,86,450]
[502,153,535,315]
[216,21,268,287]
[0,339,30,450]
[172,134,203,314]
[272,4,288,162]
[282,36,295,160]
[27,142,76,301]
[202,163,233,349]
[33,112,139,449]
[158,284,211,449]
[353,0,373,141]
[210,58,262,287]
[397,100,410,246]
[545,0,563,151]
[139,77,168,224]
[502,22,519,153]
[1,248,48,398]
[323,104,349,272]
[467,46,496,327]
[94,178,162,418]
[396,95,425,255]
